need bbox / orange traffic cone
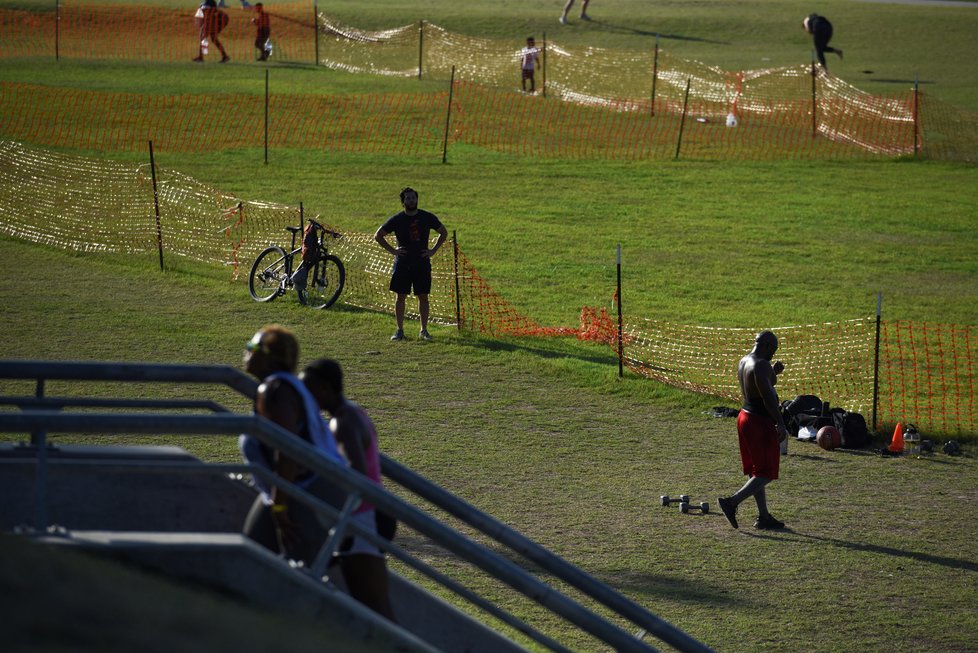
[888,422,904,453]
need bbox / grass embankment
[2,236,977,652]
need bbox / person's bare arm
[256,380,303,502]
[256,380,305,548]
[424,224,448,258]
[374,227,404,256]
[331,414,368,476]
[753,360,788,439]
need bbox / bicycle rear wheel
[305,254,345,309]
[249,246,289,302]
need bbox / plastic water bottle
[903,425,920,455]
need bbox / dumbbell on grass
[679,501,710,514]
[660,494,690,506]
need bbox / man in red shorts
[719,330,788,530]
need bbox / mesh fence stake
[55,0,60,61]
[617,244,623,378]
[148,140,164,272]
[442,65,455,164]
[913,75,920,157]
[650,34,659,117]
[811,52,817,139]
[313,3,319,66]
[264,69,269,165]
[453,231,462,331]
[872,292,882,432]
[542,32,547,99]
[675,77,690,160]
[418,20,424,80]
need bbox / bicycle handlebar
[288,219,342,240]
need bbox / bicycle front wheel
[305,254,345,309]
[249,246,289,302]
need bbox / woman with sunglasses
[240,324,348,563]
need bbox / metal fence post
[872,292,882,432]
[675,78,690,159]
[148,140,164,272]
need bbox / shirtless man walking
[719,330,789,530]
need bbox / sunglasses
[245,335,268,354]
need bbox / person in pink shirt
[301,358,397,621]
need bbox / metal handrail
[0,360,713,653]
[0,360,259,399]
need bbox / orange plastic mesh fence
[0,82,446,155]
[572,308,878,415]
[916,94,978,165]
[0,2,318,64]
[450,78,915,161]
[2,141,975,435]
[0,78,919,162]
[3,8,974,162]
[0,140,303,278]
[880,321,977,437]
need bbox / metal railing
[0,359,714,653]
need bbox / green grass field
[2,1,978,651]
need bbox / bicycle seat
[285,226,302,234]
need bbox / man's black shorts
[390,257,432,295]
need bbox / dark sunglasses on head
[245,335,267,353]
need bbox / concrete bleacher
[0,443,526,653]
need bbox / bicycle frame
[249,220,345,307]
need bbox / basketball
[817,425,842,450]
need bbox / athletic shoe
[580,13,592,21]
[754,514,785,530]
[390,329,404,341]
[220,55,230,63]
[559,15,567,24]
[718,497,738,529]
[192,56,204,62]
[240,0,252,7]
[419,329,433,341]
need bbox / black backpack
[832,410,870,449]
[780,395,824,436]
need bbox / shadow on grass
[748,531,978,574]
[456,334,619,367]
[396,532,745,607]
[603,572,746,607]
[865,78,934,85]
[584,20,729,44]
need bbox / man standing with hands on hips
[375,187,448,342]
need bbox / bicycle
[248,219,346,309]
